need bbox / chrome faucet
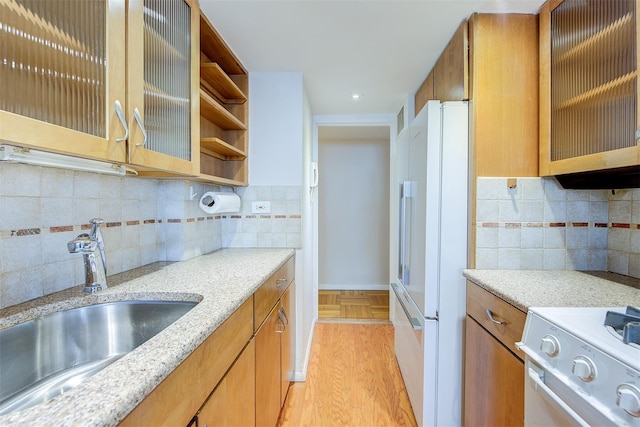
[68,218,108,293]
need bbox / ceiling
[199,0,544,118]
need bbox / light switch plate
[251,201,271,214]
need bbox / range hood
[555,165,640,190]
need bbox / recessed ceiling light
[350,93,363,101]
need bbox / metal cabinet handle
[280,306,289,326]
[114,100,129,143]
[276,278,288,288]
[276,309,286,333]
[133,107,148,147]
[486,309,507,325]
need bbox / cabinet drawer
[254,256,294,331]
[466,280,526,360]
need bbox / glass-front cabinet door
[0,0,127,163]
[539,0,639,176]
[126,0,199,175]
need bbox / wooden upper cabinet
[470,13,539,178]
[414,21,468,115]
[414,70,434,116]
[0,0,200,176]
[434,21,469,102]
[539,0,640,176]
[0,0,127,163]
[126,0,200,176]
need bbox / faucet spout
[68,218,108,293]
[89,218,107,276]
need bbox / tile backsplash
[475,177,640,278]
[0,163,301,308]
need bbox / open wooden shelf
[197,173,246,186]
[199,14,245,75]
[201,63,247,104]
[200,89,246,130]
[200,137,246,160]
[198,10,248,186]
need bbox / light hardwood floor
[277,322,417,427]
[318,290,390,322]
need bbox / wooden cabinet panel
[465,281,526,360]
[255,303,283,427]
[414,70,434,116]
[255,260,295,427]
[470,13,539,178]
[254,256,295,331]
[464,315,524,427]
[197,340,256,427]
[414,20,468,115]
[119,297,254,427]
[433,21,469,102]
[280,285,293,406]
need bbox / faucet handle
[89,218,104,236]
[89,218,105,243]
[67,234,97,254]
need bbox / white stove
[519,306,640,426]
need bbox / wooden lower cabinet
[256,284,293,427]
[256,302,283,427]
[120,256,295,427]
[464,281,526,427]
[464,316,524,427]
[196,340,256,427]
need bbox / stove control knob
[617,384,640,417]
[540,335,560,357]
[572,356,596,382]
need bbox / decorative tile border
[0,214,303,239]
[478,221,640,229]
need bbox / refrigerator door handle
[399,184,407,282]
[391,283,422,330]
[399,181,413,286]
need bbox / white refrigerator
[391,100,468,427]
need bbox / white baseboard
[318,283,390,291]
[292,317,317,382]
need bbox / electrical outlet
[251,201,271,214]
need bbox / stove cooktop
[605,306,640,346]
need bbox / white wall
[249,72,304,186]
[318,137,390,289]
[248,71,314,381]
[299,84,315,381]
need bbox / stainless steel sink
[0,300,197,415]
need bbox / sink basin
[0,300,197,415]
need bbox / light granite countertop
[463,269,640,312]
[0,248,295,426]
